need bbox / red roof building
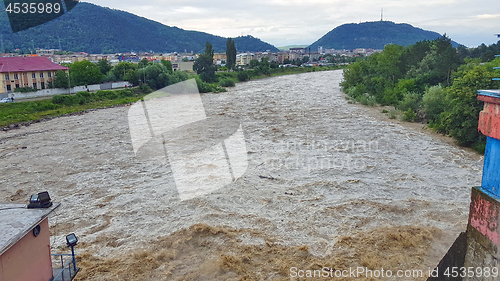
[0,56,69,94]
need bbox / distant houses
[236,53,254,65]
[0,46,382,81]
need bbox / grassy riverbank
[0,88,145,128]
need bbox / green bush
[387,109,399,119]
[195,77,226,93]
[216,72,237,79]
[95,90,118,100]
[139,84,153,94]
[219,78,235,87]
[402,109,418,122]
[384,78,416,105]
[358,94,377,106]
[237,71,250,82]
[366,95,377,106]
[37,102,58,111]
[397,91,421,112]
[117,89,134,97]
[422,85,447,121]
[51,95,66,104]
[76,91,91,98]
[51,88,139,106]
[345,84,367,99]
[52,95,78,106]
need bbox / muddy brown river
[0,70,483,280]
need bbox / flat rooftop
[0,203,60,256]
[478,89,500,98]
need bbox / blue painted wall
[482,136,500,198]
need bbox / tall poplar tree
[194,42,216,82]
[226,38,237,70]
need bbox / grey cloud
[87,0,500,47]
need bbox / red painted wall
[468,187,500,247]
[0,218,53,281]
[478,95,500,141]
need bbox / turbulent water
[0,70,483,280]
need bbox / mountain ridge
[0,1,279,53]
[309,21,460,51]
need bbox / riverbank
[345,98,484,159]
[0,88,145,129]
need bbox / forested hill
[309,21,460,50]
[0,2,279,53]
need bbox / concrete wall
[0,218,53,281]
[172,61,194,72]
[463,187,500,281]
[8,81,132,100]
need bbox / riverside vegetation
[341,36,500,152]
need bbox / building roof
[478,89,500,98]
[0,203,60,256]
[0,57,69,73]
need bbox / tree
[249,59,259,68]
[97,59,112,75]
[257,57,270,75]
[408,35,462,87]
[204,41,214,57]
[374,44,404,83]
[124,69,139,86]
[398,40,431,75]
[193,42,216,82]
[52,70,70,89]
[137,64,164,89]
[434,62,498,148]
[69,60,104,86]
[111,62,137,81]
[161,59,173,74]
[226,38,237,70]
[434,35,462,86]
[138,58,150,69]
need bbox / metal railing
[51,253,78,281]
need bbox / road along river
[0,70,483,280]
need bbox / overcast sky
[85,0,499,48]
